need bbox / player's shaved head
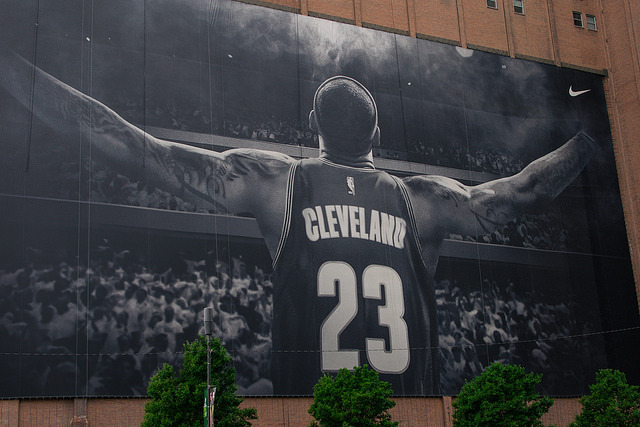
[311,76,379,156]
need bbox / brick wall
[599,0,640,309]
[508,0,555,62]
[413,0,461,44]
[0,399,147,427]
[1,396,583,426]
[551,0,607,71]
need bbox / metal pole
[204,307,214,427]
[207,334,211,427]
[211,386,216,427]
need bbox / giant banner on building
[0,0,638,397]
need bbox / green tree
[308,364,397,427]
[571,368,640,427]
[142,336,257,427]
[452,362,553,427]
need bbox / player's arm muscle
[147,144,293,213]
[406,132,597,237]
[0,50,293,213]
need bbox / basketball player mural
[0,51,608,395]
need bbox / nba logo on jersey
[346,176,356,195]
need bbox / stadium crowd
[0,246,274,396]
[435,277,601,395]
[448,209,589,253]
[128,95,528,176]
[0,240,599,396]
[222,118,318,148]
[409,139,526,176]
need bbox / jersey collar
[319,150,375,169]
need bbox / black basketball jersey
[271,158,439,396]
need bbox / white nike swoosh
[569,86,591,97]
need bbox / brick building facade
[0,396,584,426]
[3,0,638,425]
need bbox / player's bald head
[311,76,379,156]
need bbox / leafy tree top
[142,335,257,427]
[308,364,398,427]
[452,362,553,427]
[571,368,640,427]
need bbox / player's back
[271,158,439,395]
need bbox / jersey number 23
[318,261,410,374]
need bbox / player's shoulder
[402,174,470,198]
[223,148,296,177]
[400,175,474,215]
[224,148,296,164]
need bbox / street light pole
[204,307,214,427]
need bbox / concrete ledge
[416,33,462,47]
[363,21,409,36]
[308,11,355,25]
[232,0,300,14]
[514,52,555,66]
[560,62,608,76]
[466,43,510,57]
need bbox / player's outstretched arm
[0,50,294,214]
[404,131,598,238]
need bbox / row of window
[573,11,597,31]
[486,0,522,14]
[485,0,597,31]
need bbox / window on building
[513,0,524,14]
[573,11,583,28]
[586,14,597,31]
[487,0,497,9]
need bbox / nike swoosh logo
[569,86,591,97]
